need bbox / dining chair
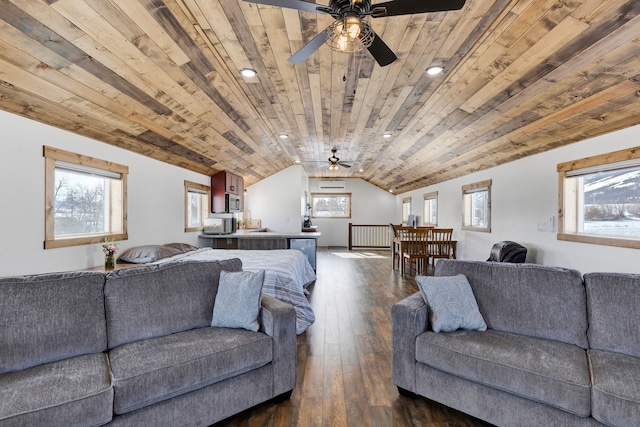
[391,225,410,270]
[428,228,454,267]
[399,228,431,275]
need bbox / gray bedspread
[155,248,316,334]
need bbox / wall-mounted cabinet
[211,170,244,213]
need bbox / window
[311,193,351,218]
[558,147,640,249]
[462,179,491,232]
[44,146,128,249]
[423,191,438,226]
[402,197,412,224]
[185,181,210,232]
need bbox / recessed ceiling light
[383,133,392,138]
[240,68,257,78]
[426,66,444,76]
[389,189,394,193]
[358,168,364,173]
[279,134,288,139]
[295,160,300,163]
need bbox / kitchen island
[198,229,320,270]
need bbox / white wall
[0,110,210,276]
[309,178,396,247]
[398,124,640,275]
[244,165,308,233]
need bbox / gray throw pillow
[416,274,487,333]
[211,270,265,332]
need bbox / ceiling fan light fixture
[326,16,374,53]
[240,68,257,78]
[426,66,444,76]
[328,164,340,171]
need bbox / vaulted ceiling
[1,0,640,193]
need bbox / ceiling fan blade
[289,28,329,63]
[373,0,466,16]
[367,34,398,67]
[242,0,321,13]
[339,162,352,168]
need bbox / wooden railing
[348,223,391,250]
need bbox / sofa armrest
[392,292,429,393]
[260,294,297,396]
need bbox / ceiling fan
[325,147,351,170]
[243,0,466,66]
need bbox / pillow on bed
[117,245,182,264]
[163,242,199,253]
[211,270,265,332]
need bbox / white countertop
[199,228,320,239]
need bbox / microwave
[203,217,234,235]
[225,194,241,212]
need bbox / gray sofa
[0,259,297,426]
[392,259,640,427]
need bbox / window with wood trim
[185,181,210,232]
[462,179,491,232]
[423,191,438,226]
[558,146,640,249]
[44,146,128,249]
[402,197,412,224]
[311,193,352,218]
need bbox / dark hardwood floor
[216,248,491,427]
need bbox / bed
[117,244,316,334]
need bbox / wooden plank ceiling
[1,0,640,193]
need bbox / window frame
[402,197,412,224]
[184,180,210,232]
[310,192,352,219]
[558,146,640,249]
[44,146,128,249]
[423,191,438,226]
[462,179,491,233]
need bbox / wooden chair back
[428,228,454,264]
[397,228,431,275]
[398,228,430,254]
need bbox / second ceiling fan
[243,0,466,67]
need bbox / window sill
[557,233,640,249]
[461,226,491,233]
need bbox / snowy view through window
[582,168,640,237]
[54,169,108,236]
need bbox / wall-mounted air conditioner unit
[319,180,346,189]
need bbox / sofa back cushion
[104,259,242,349]
[435,260,588,348]
[585,272,640,357]
[0,271,108,374]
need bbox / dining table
[391,228,457,271]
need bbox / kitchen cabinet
[211,170,244,212]
[212,170,241,195]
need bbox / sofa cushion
[416,274,487,333]
[590,349,640,427]
[415,329,591,417]
[104,259,243,349]
[109,326,273,414]
[212,270,265,332]
[0,271,107,374]
[0,353,113,426]
[585,272,640,358]
[435,260,589,348]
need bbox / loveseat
[0,259,297,426]
[392,259,640,427]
